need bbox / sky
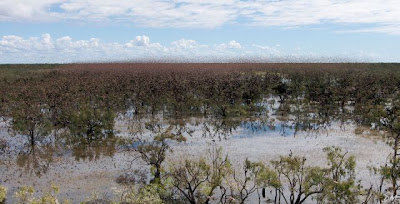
[1,0,400,63]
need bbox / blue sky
[1,0,400,63]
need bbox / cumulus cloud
[54,36,101,51]
[0,33,382,63]
[0,34,163,55]
[0,34,107,63]
[227,40,241,49]
[0,33,58,52]
[171,39,198,49]
[1,1,400,34]
[125,35,162,49]
[0,34,251,63]
[216,40,241,50]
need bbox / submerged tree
[273,80,292,104]
[135,132,186,184]
[366,97,400,199]
[10,101,52,155]
[222,159,279,204]
[168,157,211,204]
[67,106,116,160]
[167,146,231,204]
[270,154,325,204]
[251,146,359,204]
[317,146,359,204]
[10,100,55,175]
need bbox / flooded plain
[0,111,391,203]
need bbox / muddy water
[0,116,391,203]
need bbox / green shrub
[0,185,7,204]
[14,185,70,204]
[123,184,163,204]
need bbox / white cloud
[0,0,63,21]
[125,35,150,47]
[0,35,24,52]
[252,44,281,54]
[338,24,400,35]
[54,36,100,51]
[0,34,242,63]
[1,0,400,34]
[125,35,162,48]
[0,33,384,63]
[227,40,241,49]
[171,39,198,49]
[216,40,241,50]
[0,33,58,52]
[39,33,54,49]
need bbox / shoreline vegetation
[1,63,400,203]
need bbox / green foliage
[166,146,232,204]
[7,83,55,174]
[318,146,359,204]
[69,106,115,143]
[168,157,210,203]
[14,186,35,204]
[10,102,52,149]
[0,64,57,81]
[11,108,52,140]
[270,154,325,204]
[273,80,292,103]
[248,146,359,204]
[201,146,231,203]
[1,146,362,204]
[67,106,116,160]
[3,63,400,203]
[135,131,187,184]
[223,159,276,203]
[367,98,400,198]
[14,185,70,204]
[205,147,231,191]
[0,185,6,204]
[252,162,280,189]
[123,184,163,204]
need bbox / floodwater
[0,111,392,203]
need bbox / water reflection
[1,98,354,177]
[66,107,117,161]
[201,118,241,140]
[235,120,295,138]
[16,143,55,176]
[69,136,117,161]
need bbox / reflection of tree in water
[16,143,55,176]
[287,109,332,137]
[241,116,272,133]
[274,102,295,137]
[273,98,335,137]
[126,116,189,183]
[69,135,117,161]
[125,115,194,139]
[201,118,242,140]
[66,106,116,161]
[0,138,10,168]
[0,138,7,155]
[196,96,351,138]
[9,99,57,175]
[304,106,333,136]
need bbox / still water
[0,111,391,203]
